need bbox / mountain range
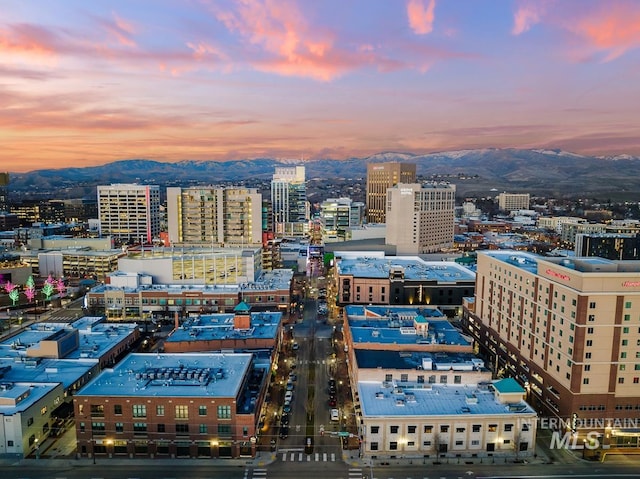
[8,148,640,200]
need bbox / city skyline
[3,0,640,173]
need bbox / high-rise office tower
[166,186,262,246]
[271,166,308,236]
[385,182,456,254]
[0,172,9,213]
[97,184,160,244]
[366,162,416,223]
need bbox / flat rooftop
[77,352,253,399]
[91,268,294,294]
[346,305,471,347]
[166,311,281,344]
[355,350,486,371]
[483,250,640,274]
[359,381,535,418]
[0,382,60,415]
[336,254,475,282]
[0,317,137,361]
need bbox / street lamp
[34,438,39,459]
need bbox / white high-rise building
[386,183,456,254]
[271,165,308,236]
[97,184,160,244]
[166,186,262,247]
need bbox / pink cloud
[96,12,138,47]
[0,23,59,58]
[566,4,640,61]
[512,1,545,35]
[513,1,640,61]
[407,0,436,35]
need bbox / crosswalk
[245,467,363,479]
[281,451,337,462]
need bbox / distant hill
[8,148,640,200]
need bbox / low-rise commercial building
[74,352,268,459]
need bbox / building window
[370,442,378,451]
[589,302,596,308]
[586,340,593,347]
[424,425,433,433]
[175,405,189,419]
[504,424,513,432]
[90,404,105,417]
[91,422,106,433]
[156,405,165,416]
[408,425,417,434]
[587,327,594,334]
[455,440,464,446]
[585,352,592,359]
[385,374,393,382]
[619,378,625,384]
[417,375,424,384]
[472,425,481,433]
[584,365,591,371]
[440,425,449,433]
[133,422,147,433]
[132,404,146,418]
[400,374,408,382]
[588,315,595,322]
[488,424,497,432]
[390,425,399,434]
[176,424,189,435]
[115,422,124,433]
[371,426,379,434]
[114,404,122,415]
[198,405,207,416]
[157,424,165,433]
[456,427,465,433]
[471,440,480,446]
[217,405,232,419]
[199,424,208,434]
[389,442,398,450]
[218,424,231,436]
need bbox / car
[288,373,297,382]
[328,397,337,407]
[283,401,292,413]
[329,386,337,395]
[286,381,294,391]
[328,378,336,387]
[280,413,290,425]
[330,408,340,422]
[279,425,289,439]
[292,342,299,350]
[284,390,293,402]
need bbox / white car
[285,390,293,402]
[330,408,340,422]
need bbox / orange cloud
[407,0,436,35]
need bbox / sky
[2,0,640,173]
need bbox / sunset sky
[2,0,640,173]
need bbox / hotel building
[463,250,640,445]
[385,183,456,254]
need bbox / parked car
[330,408,340,422]
[279,425,289,439]
[289,372,297,382]
[284,390,293,402]
[286,381,294,391]
[292,342,299,350]
[280,413,290,425]
[328,397,337,407]
[283,400,292,413]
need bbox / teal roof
[414,315,428,323]
[234,300,252,313]
[493,378,524,394]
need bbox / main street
[4,458,640,479]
